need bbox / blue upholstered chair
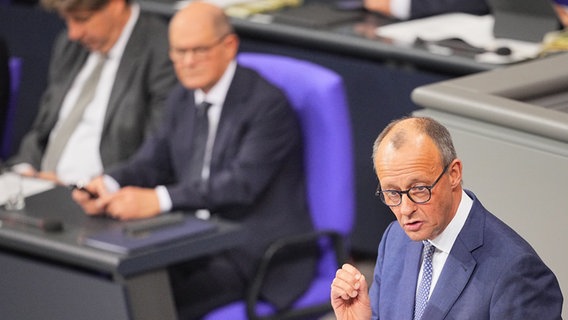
[2,57,22,159]
[203,53,355,320]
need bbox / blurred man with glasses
[331,116,562,319]
[73,2,315,319]
[7,0,176,184]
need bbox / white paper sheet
[375,13,542,64]
[0,173,55,206]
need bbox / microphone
[494,46,512,56]
[415,37,512,57]
[0,212,64,232]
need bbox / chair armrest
[245,229,348,320]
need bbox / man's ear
[224,33,239,57]
[448,159,463,188]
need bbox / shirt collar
[105,3,140,60]
[429,190,473,254]
[194,60,237,106]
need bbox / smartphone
[70,184,98,199]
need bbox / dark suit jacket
[369,190,563,319]
[410,0,489,19]
[8,12,177,170]
[107,65,316,309]
[0,36,9,150]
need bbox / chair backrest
[2,57,22,159]
[237,52,355,239]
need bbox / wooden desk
[0,187,243,320]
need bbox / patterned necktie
[42,55,106,172]
[188,101,212,185]
[414,241,435,320]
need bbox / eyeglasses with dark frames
[375,163,450,207]
[169,33,231,62]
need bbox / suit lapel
[174,89,198,177]
[397,240,424,319]
[422,194,484,320]
[103,15,146,130]
[45,45,88,132]
[424,240,477,319]
[208,67,248,169]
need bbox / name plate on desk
[84,213,217,255]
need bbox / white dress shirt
[155,61,238,216]
[43,5,140,184]
[416,190,473,298]
[390,0,411,20]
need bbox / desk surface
[412,52,568,144]
[140,0,498,75]
[0,187,243,277]
[0,3,507,258]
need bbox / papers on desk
[0,173,55,206]
[175,0,253,10]
[375,13,542,64]
[175,0,302,17]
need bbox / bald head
[170,1,233,40]
[168,1,238,92]
[372,117,463,241]
[372,117,457,170]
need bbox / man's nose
[66,20,84,41]
[179,50,200,65]
[398,193,417,216]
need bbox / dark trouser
[168,254,247,320]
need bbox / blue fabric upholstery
[2,57,22,159]
[203,53,355,319]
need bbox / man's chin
[403,224,429,241]
[80,41,102,53]
[180,78,205,90]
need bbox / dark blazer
[369,190,563,319]
[0,36,9,149]
[8,12,176,170]
[108,65,315,308]
[410,0,489,19]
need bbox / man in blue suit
[331,116,563,319]
[74,2,315,319]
